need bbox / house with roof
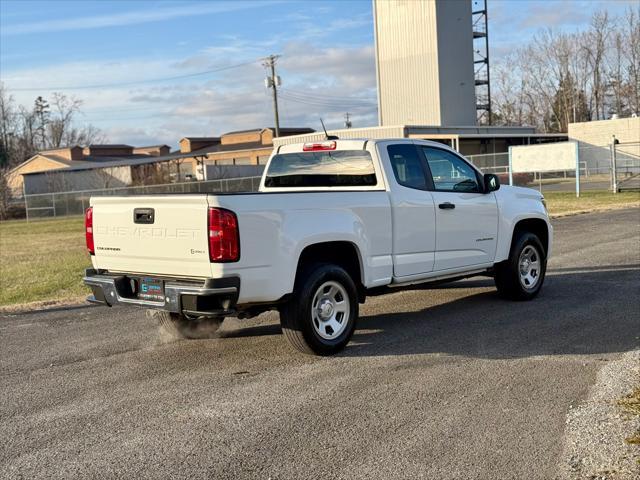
[10,127,315,196]
[6,144,170,196]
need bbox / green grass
[0,190,638,308]
[618,387,640,445]
[0,216,90,307]
[544,190,640,216]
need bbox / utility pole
[344,112,352,129]
[263,55,281,138]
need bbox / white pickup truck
[84,138,552,355]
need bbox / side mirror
[484,173,500,193]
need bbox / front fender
[494,187,552,263]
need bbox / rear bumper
[83,269,239,317]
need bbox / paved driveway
[1,209,639,479]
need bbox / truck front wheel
[494,231,547,300]
[280,263,358,355]
[149,310,223,340]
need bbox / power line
[279,90,376,107]
[279,96,372,111]
[6,59,260,92]
[278,91,375,109]
[283,87,376,102]
[278,95,370,107]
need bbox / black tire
[149,310,223,340]
[280,263,358,355]
[494,231,547,300]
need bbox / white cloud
[1,42,377,146]
[1,1,281,36]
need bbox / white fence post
[23,183,29,223]
[574,141,580,198]
[610,135,618,194]
[508,146,513,186]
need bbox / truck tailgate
[91,195,212,278]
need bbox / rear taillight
[208,207,239,262]
[303,140,336,151]
[85,207,94,255]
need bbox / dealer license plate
[138,277,165,302]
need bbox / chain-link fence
[16,142,640,220]
[466,152,510,175]
[612,141,640,192]
[468,144,640,193]
[23,176,262,220]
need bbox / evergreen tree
[33,96,50,149]
[548,73,590,132]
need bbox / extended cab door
[379,142,437,277]
[419,146,498,272]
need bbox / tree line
[490,7,639,132]
[0,85,106,170]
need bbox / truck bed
[90,191,393,303]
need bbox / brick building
[177,127,314,179]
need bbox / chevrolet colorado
[84,139,552,355]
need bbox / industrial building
[374,0,477,126]
[568,117,640,173]
[333,0,565,156]
[273,125,566,157]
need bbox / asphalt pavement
[1,208,639,479]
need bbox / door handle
[438,202,455,210]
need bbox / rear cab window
[264,150,377,188]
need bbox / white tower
[373,0,477,126]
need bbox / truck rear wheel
[150,310,223,340]
[494,231,547,300]
[280,263,358,355]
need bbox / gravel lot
[560,349,640,480]
[1,208,639,479]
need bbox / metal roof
[21,150,201,175]
[85,144,133,149]
[180,137,220,142]
[223,127,315,136]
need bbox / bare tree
[492,7,637,130]
[583,11,612,120]
[0,86,106,172]
[492,53,526,126]
[622,6,640,115]
[46,93,82,148]
[47,93,106,148]
[0,84,16,168]
[0,169,12,219]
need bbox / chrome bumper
[83,269,239,317]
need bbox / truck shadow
[342,264,640,359]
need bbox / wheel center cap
[318,300,334,320]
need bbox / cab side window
[421,147,480,193]
[387,144,428,190]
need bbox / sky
[0,0,636,147]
